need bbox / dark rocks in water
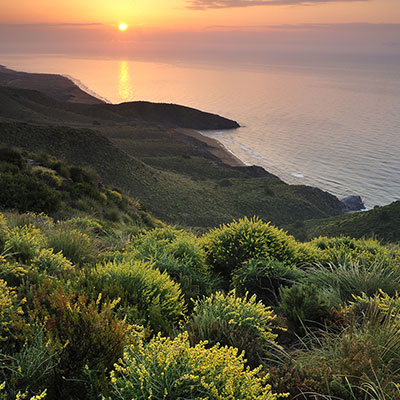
[232,165,281,180]
[341,195,366,212]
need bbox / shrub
[279,284,332,336]
[202,217,299,277]
[46,228,96,266]
[187,290,279,367]
[128,227,214,300]
[33,168,63,188]
[0,326,60,398]
[32,248,74,275]
[0,173,61,214]
[292,300,400,399]
[27,287,129,400]
[232,258,299,306]
[91,260,185,333]
[5,225,46,263]
[306,258,400,306]
[0,279,25,345]
[309,236,399,266]
[104,332,280,400]
[0,213,8,253]
[4,213,54,233]
[59,217,103,235]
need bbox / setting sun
[119,22,127,31]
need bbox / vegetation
[0,77,399,398]
[286,200,400,243]
[0,119,344,227]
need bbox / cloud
[187,0,368,10]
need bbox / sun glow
[119,23,128,31]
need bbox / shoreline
[175,128,246,168]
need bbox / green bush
[0,326,60,398]
[310,236,399,266]
[0,212,8,253]
[0,173,61,214]
[202,217,299,278]
[232,258,299,306]
[5,212,54,231]
[59,217,103,235]
[128,227,214,301]
[46,228,96,266]
[104,332,280,400]
[5,225,46,263]
[27,286,129,400]
[292,299,400,399]
[279,283,332,336]
[305,258,400,306]
[0,148,23,169]
[91,260,186,333]
[187,290,279,367]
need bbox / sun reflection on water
[118,60,133,102]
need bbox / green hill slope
[285,201,400,243]
[0,121,344,227]
[0,85,239,129]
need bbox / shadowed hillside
[0,85,239,129]
[285,200,400,243]
[0,121,344,227]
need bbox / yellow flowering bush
[0,382,46,400]
[0,279,24,343]
[5,226,46,263]
[92,260,186,333]
[32,248,74,275]
[105,332,282,400]
[188,290,280,366]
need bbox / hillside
[0,147,158,226]
[285,200,400,243]
[0,65,104,104]
[0,121,344,227]
[0,66,352,228]
[0,85,239,129]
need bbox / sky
[1,0,400,59]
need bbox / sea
[1,52,400,208]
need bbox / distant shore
[176,128,245,168]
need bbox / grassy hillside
[285,200,400,243]
[0,65,104,104]
[0,121,344,227]
[0,85,239,129]
[0,147,158,227]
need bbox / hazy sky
[2,0,400,27]
[1,0,400,59]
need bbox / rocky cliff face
[341,195,366,212]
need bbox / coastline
[175,128,246,168]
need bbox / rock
[340,195,366,212]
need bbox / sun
[119,23,128,31]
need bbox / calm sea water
[1,53,400,208]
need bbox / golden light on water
[119,23,128,31]
[118,60,133,102]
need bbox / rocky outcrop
[341,195,366,212]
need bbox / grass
[285,201,400,244]
[0,121,344,227]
